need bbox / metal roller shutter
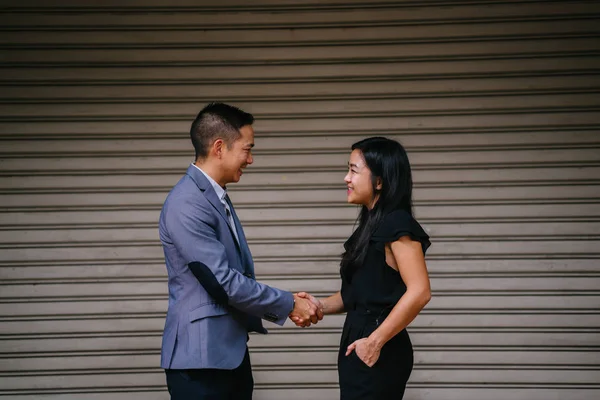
[0,1,598,399]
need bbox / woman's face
[344,149,380,208]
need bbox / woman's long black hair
[340,137,414,278]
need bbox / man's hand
[289,292,324,327]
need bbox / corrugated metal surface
[1,1,599,398]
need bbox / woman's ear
[375,177,383,191]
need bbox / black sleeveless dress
[338,209,431,400]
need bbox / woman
[297,137,432,399]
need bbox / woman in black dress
[296,137,432,399]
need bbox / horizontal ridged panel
[2,38,599,65]
[1,1,599,27]
[2,57,600,85]
[2,93,599,116]
[1,78,599,108]
[3,17,600,48]
[1,0,599,398]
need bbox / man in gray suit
[159,102,321,399]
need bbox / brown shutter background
[1,1,599,399]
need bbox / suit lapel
[186,165,249,270]
[186,165,228,221]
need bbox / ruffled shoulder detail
[371,209,431,254]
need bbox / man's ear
[212,138,224,159]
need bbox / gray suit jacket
[159,165,294,370]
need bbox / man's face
[221,124,254,184]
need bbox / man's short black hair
[190,102,255,160]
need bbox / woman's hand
[346,337,382,367]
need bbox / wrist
[319,298,328,314]
[368,331,386,350]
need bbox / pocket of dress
[188,302,228,322]
[349,349,374,369]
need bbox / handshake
[288,291,324,327]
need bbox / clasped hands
[288,291,324,327]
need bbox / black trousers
[338,311,413,400]
[165,349,253,400]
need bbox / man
[159,102,321,399]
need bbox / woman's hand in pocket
[345,337,382,367]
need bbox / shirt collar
[191,163,227,202]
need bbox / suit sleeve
[163,194,294,326]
